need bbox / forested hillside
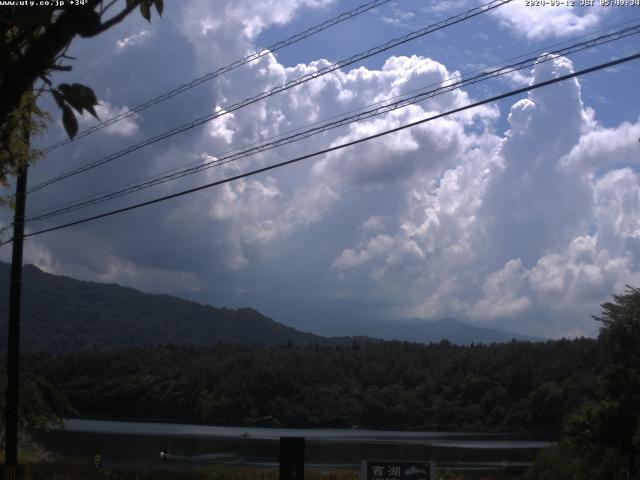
[25,338,603,433]
[0,262,329,351]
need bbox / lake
[36,419,553,474]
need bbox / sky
[1,0,640,339]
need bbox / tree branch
[100,0,120,15]
[84,0,141,38]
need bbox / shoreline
[57,417,557,440]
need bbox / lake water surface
[37,419,553,474]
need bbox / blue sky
[2,0,640,338]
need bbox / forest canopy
[23,338,602,433]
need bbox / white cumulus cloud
[490,0,605,40]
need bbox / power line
[39,0,394,154]
[27,16,640,220]
[28,0,513,194]
[7,51,638,245]
[24,23,640,223]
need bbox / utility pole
[4,132,29,479]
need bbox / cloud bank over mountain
[2,0,638,338]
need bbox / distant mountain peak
[367,316,539,345]
[430,317,464,326]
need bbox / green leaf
[140,0,151,22]
[126,0,137,8]
[85,104,99,120]
[154,0,164,16]
[51,89,65,109]
[57,83,99,119]
[62,105,78,139]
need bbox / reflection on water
[36,419,553,473]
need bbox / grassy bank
[8,460,525,480]
[13,462,356,480]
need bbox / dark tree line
[23,338,603,433]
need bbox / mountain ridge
[0,261,536,351]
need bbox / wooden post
[279,437,305,480]
[4,159,28,478]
